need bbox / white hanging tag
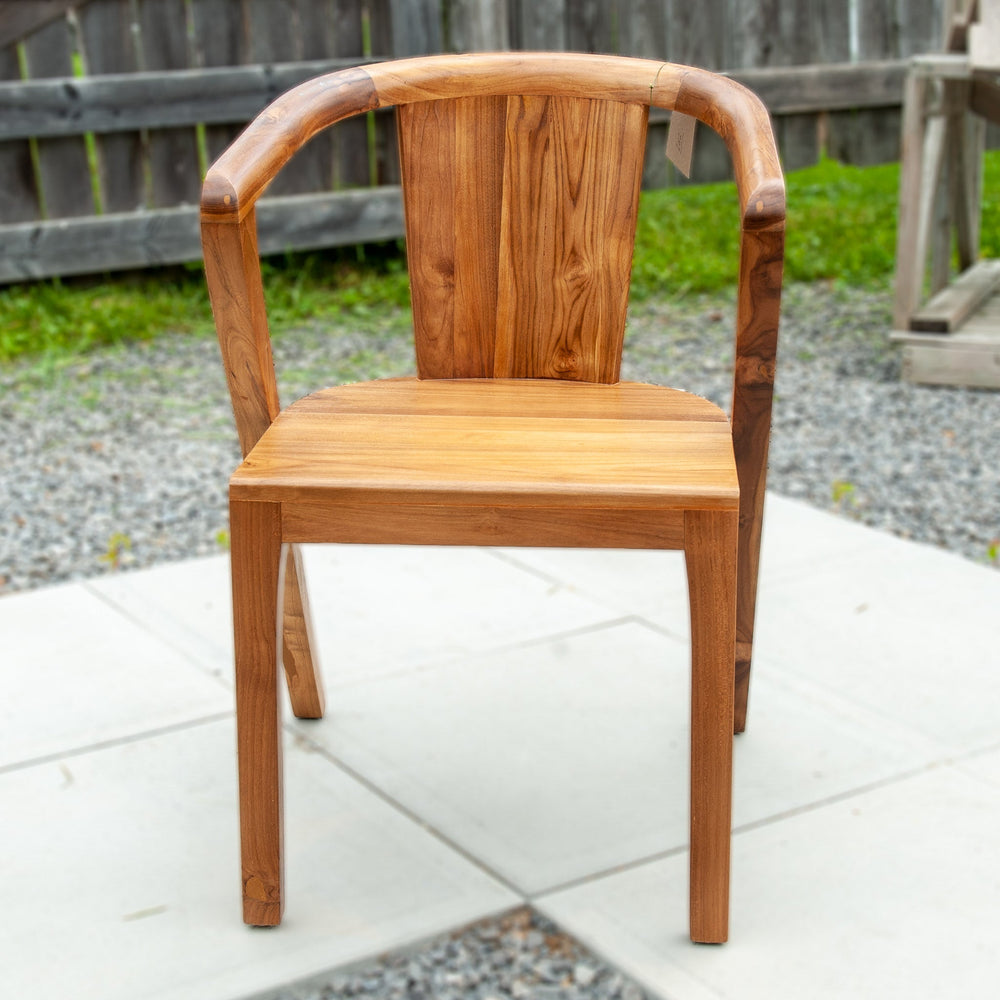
[666,111,696,178]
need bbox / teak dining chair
[201,52,784,945]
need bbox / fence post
[447,0,510,51]
[388,0,443,56]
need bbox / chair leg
[684,508,737,944]
[282,544,325,719]
[231,499,284,926]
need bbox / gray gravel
[1,279,997,595]
[248,908,650,1000]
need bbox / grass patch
[7,153,1000,365]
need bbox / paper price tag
[666,111,696,178]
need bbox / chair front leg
[282,544,325,719]
[684,508,738,944]
[231,498,285,926]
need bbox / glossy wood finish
[281,543,324,720]
[202,53,785,943]
[230,498,284,926]
[231,379,737,511]
[398,94,647,382]
[685,508,738,944]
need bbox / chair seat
[232,377,739,511]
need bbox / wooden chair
[201,53,784,945]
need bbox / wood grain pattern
[203,213,281,456]
[731,226,783,733]
[397,96,506,378]
[281,543,324,719]
[282,499,686,549]
[685,507,737,944]
[203,54,785,232]
[230,379,739,510]
[231,498,284,926]
[494,96,647,382]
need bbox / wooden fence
[0,0,951,282]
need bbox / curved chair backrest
[202,53,784,466]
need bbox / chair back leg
[282,544,325,719]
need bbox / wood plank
[330,0,371,187]
[0,0,98,51]
[899,0,949,56]
[191,0,250,163]
[0,59,911,142]
[0,43,41,223]
[368,0,400,185]
[245,0,325,196]
[388,0,444,56]
[899,342,1000,387]
[565,0,613,53]
[909,259,1000,331]
[665,0,731,184]
[398,95,505,378]
[0,186,405,283]
[512,0,566,49]
[446,0,510,50]
[615,0,667,60]
[231,379,739,510]
[137,0,201,207]
[730,60,908,115]
[78,0,145,213]
[667,0,727,68]
[494,96,647,383]
[0,59,380,140]
[282,498,687,549]
[22,17,95,218]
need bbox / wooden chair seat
[233,378,738,541]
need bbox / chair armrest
[201,66,379,224]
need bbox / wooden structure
[1,0,943,283]
[202,53,784,944]
[892,0,1000,387]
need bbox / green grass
[6,153,1000,364]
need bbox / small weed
[99,531,132,570]
[215,529,230,551]
[831,479,857,510]
[988,539,999,565]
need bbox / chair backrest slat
[398,93,648,382]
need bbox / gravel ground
[1,279,997,594]
[249,908,650,1000]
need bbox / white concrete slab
[296,620,940,895]
[539,764,1000,1000]
[753,533,1000,751]
[0,720,516,1000]
[88,544,618,687]
[0,582,230,768]
[958,744,1000,787]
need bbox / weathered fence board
[138,0,201,207]
[22,16,94,218]
[0,186,404,282]
[0,0,957,283]
[0,43,40,223]
[78,0,144,213]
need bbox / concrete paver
[2,494,996,999]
